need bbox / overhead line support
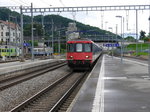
[21,5,150,13]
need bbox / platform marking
[92,55,105,112]
[144,78,150,80]
[112,56,148,66]
[67,55,104,112]
[0,59,55,70]
[103,77,127,80]
[141,76,149,78]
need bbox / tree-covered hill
[0,8,119,40]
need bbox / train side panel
[92,43,102,63]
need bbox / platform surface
[71,55,150,112]
[0,59,64,75]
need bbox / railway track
[0,59,20,63]
[10,71,87,112]
[0,61,67,91]
[50,71,89,112]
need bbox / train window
[84,44,91,52]
[68,44,75,52]
[0,49,1,52]
[2,49,6,52]
[76,43,83,52]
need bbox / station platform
[0,59,64,75]
[70,54,150,112]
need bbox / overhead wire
[59,0,65,7]
[18,0,29,5]
[39,0,52,7]
[58,0,77,23]
[8,0,23,5]
[9,0,29,6]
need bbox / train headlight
[70,56,73,59]
[86,56,89,58]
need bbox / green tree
[28,40,38,46]
[147,33,150,38]
[24,23,43,36]
[143,37,149,42]
[139,30,146,40]
[125,36,135,41]
[0,8,117,41]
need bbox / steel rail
[49,72,87,112]
[10,71,74,112]
[0,62,67,91]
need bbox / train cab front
[67,52,92,70]
[67,39,93,70]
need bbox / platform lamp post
[108,27,113,32]
[148,16,150,75]
[116,24,118,42]
[108,27,114,59]
[116,16,123,63]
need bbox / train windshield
[68,44,75,52]
[84,43,91,52]
[68,43,92,52]
[76,43,83,52]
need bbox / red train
[66,38,102,70]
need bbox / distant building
[123,33,139,39]
[66,22,79,40]
[0,20,21,45]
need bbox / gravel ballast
[0,66,71,111]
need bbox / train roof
[67,38,94,43]
[68,38,91,41]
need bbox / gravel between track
[0,65,71,111]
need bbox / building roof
[0,20,20,30]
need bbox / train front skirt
[67,60,92,70]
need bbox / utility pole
[101,11,104,29]
[9,16,18,59]
[41,13,45,57]
[14,16,17,58]
[20,5,25,62]
[8,15,11,59]
[148,16,150,75]
[58,31,60,54]
[41,13,45,37]
[105,21,108,30]
[51,19,54,54]
[31,3,34,61]
[136,10,138,56]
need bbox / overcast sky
[0,0,150,36]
